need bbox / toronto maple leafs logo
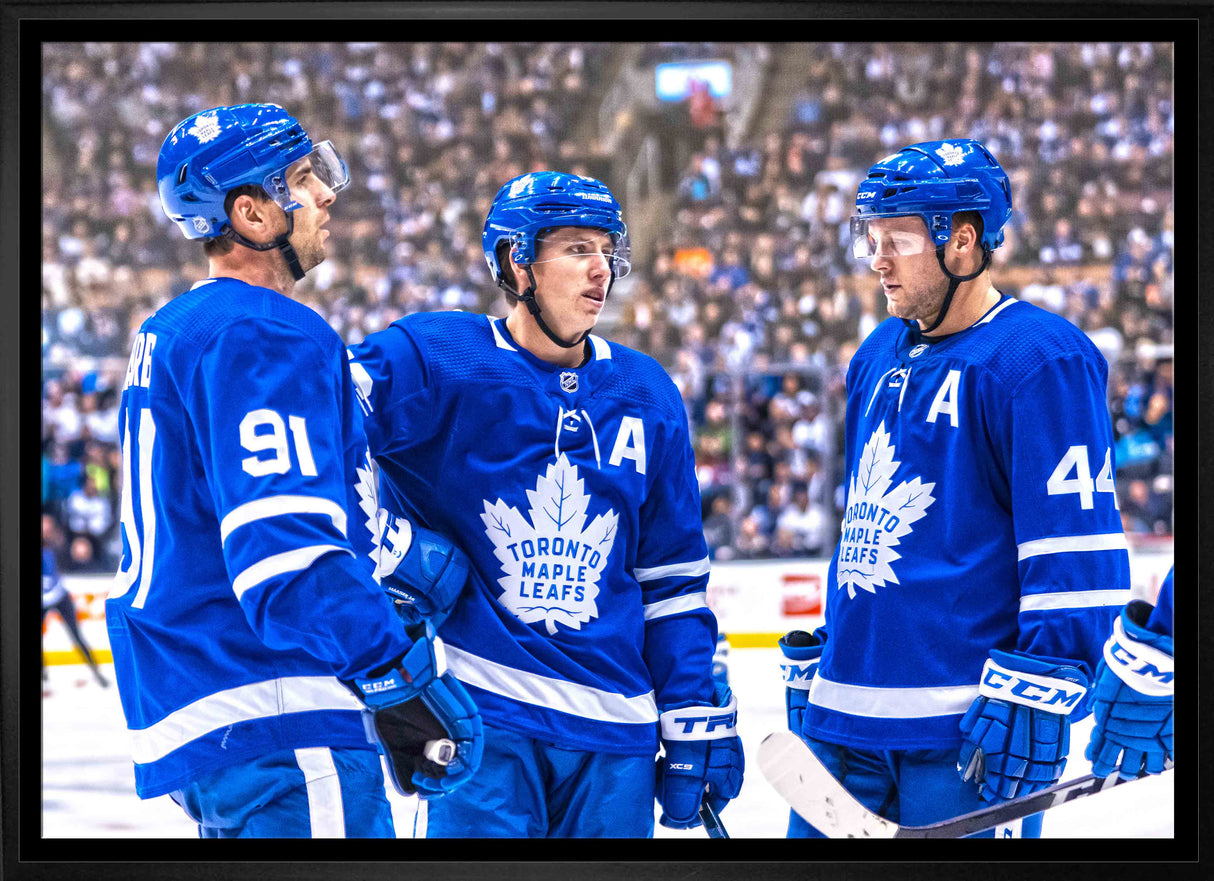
[187,113,222,144]
[935,142,966,167]
[481,454,618,635]
[353,448,381,560]
[836,422,936,599]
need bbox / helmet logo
[560,371,579,393]
[192,217,210,234]
[935,143,966,166]
[508,174,533,198]
[187,113,222,144]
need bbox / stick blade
[757,731,899,839]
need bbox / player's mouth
[582,288,606,305]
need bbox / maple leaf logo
[481,454,618,635]
[935,142,966,167]
[353,449,380,562]
[187,113,222,144]
[836,422,936,599]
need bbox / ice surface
[41,648,1173,838]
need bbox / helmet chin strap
[499,264,612,350]
[222,212,307,281]
[905,244,991,336]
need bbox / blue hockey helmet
[482,171,631,284]
[850,139,1011,258]
[157,103,349,241]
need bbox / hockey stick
[699,793,730,839]
[759,730,1169,839]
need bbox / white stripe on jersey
[231,545,350,599]
[220,495,349,545]
[643,591,708,621]
[975,297,1019,325]
[443,643,658,724]
[129,676,363,765]
[1017,533,1128,560]
[294,747,346,838]
[633,555,711,584]
[808,673,979,719]
[488,317,516,351]
[588,334,612,361]
[1019,589,1131,612]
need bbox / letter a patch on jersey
[480,454,618,635]
[837,422,937,599]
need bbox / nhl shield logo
[560,371,579,393]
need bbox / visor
[531,230,632,279]
[261,140,350,212]
[849,215,934,260]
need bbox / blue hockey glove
[1085,600,1174,779]
[958,648,1090,802]
[373,508,469,629]
[656,681,745,830]
[347,621,484,799]
[778,628,827,736]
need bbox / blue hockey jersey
[804,295,1130,750]
[105,277,413,798]
[1148,567,1173,636]
[348,312,717,755]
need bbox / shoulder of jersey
[151,278,339,352]
[956,298,1107,387]
[389,310,524,383]
[596,339,684,422]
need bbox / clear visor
[849,215,934,259]
[262,140,350,211]
[531,230,632,279]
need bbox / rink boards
[42,546,1175,664]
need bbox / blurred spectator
[64,475,114,566]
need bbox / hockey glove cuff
[778,628,827,737]
[374,508,470,629]
[347,621,484,799]
[958,648,1089,803]
[1085,600,1174,779]
[656,682,745,830]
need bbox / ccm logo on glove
[1104,617,1174,695]
[979,658,1087,713]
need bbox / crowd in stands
[41,41,1173,573]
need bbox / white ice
[41,648,1173,838]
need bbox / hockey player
[779,139,1129,838]
[348,172,744,837]
[1086,566,1173,779]
[42,514,108,688]
[105,103,484,838]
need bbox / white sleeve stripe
[129,676,363,764]
[1017,533,1128,560]
[220,495,349,546]
[232,545,350,600]
[1020,589,1131,612]
[633,556,711,583]
[643,591,708,621]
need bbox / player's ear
[951,220,977,255]
[229,193,276,240]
